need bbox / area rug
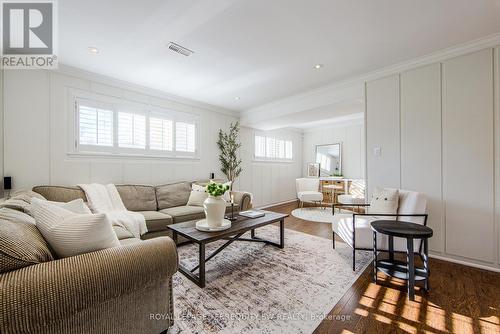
[169,225,371,334]
[291,207,334,223]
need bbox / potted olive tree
[217,122,242,191]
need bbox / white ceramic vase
[203,195,226,227]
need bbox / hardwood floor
[268,201,500,334]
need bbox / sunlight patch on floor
[452,313,473,333]
[426,303,446,332]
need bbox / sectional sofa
[32,181,253,241]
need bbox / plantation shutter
[285,140,293,159]
[150,117,173,151]
[175,121,196,152]
[255,135,266,157]
[79,105,113,146]
[118,112,146,149]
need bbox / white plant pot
[203,195,226,227]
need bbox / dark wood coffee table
[167,211,288,287]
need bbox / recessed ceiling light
[88,47,99,54]
[235,96,241,100]
[314,64,324,69]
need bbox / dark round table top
[370,220,433,239]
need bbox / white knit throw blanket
[78,184,147,239]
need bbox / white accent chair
[296,178,323,208]
[337,179,366,205]
[332,189,428,270]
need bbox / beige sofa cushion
[159,206,205,223]
[156,182,192,209]
[119,238,142,246]
[113,225,135,240]
[32,185,87,202]
[0,208,54,273]
[138,211,173,232]
[116,185,157,211]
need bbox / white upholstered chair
[337,179,366,205]
[332,189,428,270]
[296,178,323,207]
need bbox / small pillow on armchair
[368,188,399,218]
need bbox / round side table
[370,220,433,301]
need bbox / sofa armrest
[0,237,178,333]
[231,190,253,211]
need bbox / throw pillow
[368,188,399,218]
[28,198,92,215]
[30,198,120,258]
[0,208,55,273]
[187,184,208,207]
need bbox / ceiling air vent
[168,42,194,57]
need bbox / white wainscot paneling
[443,49,495,263]
[366,75,401,196]
[90,161,124,184]
[4,70,50,189]
[400,63,443,253]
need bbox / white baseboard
[429,253,500,273]
[257,199,297,210]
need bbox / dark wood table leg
[423,238,430,292]
[372,231,377,284]
[199,243,206,288]
[388,235,394,262]
[172,231,178,244]
[407,238,415,301]
[279,219,284,248]
[251,229,255,238]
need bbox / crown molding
[53,64,239,118]
[242,32,500,122]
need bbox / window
[118,112,146,149]
[78,105,113,147]
[149,116,173,151]
[254,134,293,161]
[175,121,196,153]
[74,98,198,158]
[285,140,293,159]
[255,136,266,158]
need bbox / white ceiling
[59,0,500,112]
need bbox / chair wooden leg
[332,232,336,249]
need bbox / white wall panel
[443,49,495,262]
[4,70,50,189]
[495,47,500,263]
[366,75,401,196]
[401,63,443,252]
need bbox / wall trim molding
[242,32,500,124]
[429,252,500,273]
[54,64,238,118]
[257,199,297,210]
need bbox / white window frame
[253,132,294,162]
[70,92,200,160]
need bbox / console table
[370,220,433,301]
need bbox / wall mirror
[315,143,342,177]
